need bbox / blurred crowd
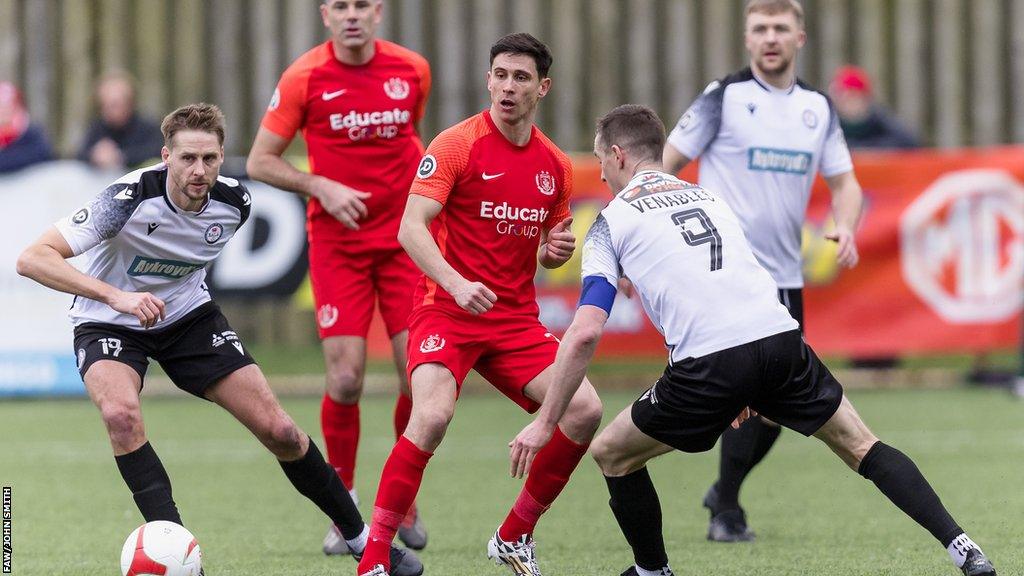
[0,71,163,175]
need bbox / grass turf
[1,387,1021,575]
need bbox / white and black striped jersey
[582,170,797,362]
[666,67,853,288]
[54,163,251,329]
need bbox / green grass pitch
[2,388,1021,575]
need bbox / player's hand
[509,419,555,478]
[311,177,371,230]
[617,277,635,299]
[730,407,758,429]
[451,280,497,315]
[825,227,859,268]
[542,217,575,266]
[108,290,166,329]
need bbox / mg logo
[900,169,1023,323]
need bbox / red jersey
[409,111,573,319]
[261,40,431,245]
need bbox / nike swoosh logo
[321,89,347,101]
[146,223,160,235]
[482,172,505,181]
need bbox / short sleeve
[408,127,471,206]
[580,214,620,285]
[548,152,574,225]
[54,183,143,255]
[819,105,854,178]
[260,63,311,140]
[666,80,725,160]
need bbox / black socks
[605,468,668,572]
[279,437,365,540]
[714,417,781,513]
[858,441,963,546]
[115,442,183,525]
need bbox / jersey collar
[749,67,797,95]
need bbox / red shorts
[308,240,420,339]
[406,308,559,413]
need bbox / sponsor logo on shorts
[747,147,812,174]
[127,256,204,279]
[640,384,658,404]
[77,348,86,369]
[543,332,560,343]
[212,331,240,350]
[71,208,89,225]
[231,341,244,355]
[535,170,555,196]
[419,334,446,353]
[318,304,339,329]
[205,223,224,244]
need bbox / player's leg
[813,396,996,576]
[84,359,183,525]
[495,363,601,542]
[591,405,677,576]
[701,288,801,542]
[310,239,374,495]
[357,363,458,575]
[376,249,429,550]
[321,336,368,490]
[206,364,423,575]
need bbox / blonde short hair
[745,0,805,28]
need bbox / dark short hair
[489,32,553,78]
[160,103,226,147]
[595,104,666,164]
[745,0,804,28]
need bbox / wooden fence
[1,0,1021,156]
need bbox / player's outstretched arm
[538,216,575,269]
[399,194,497,314]
[245,127,370,230]
[824,170,864,268]
[509,304,608,478]
[16,227,165,328]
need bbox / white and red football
[119,521,203,576]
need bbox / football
[120,521,203,576]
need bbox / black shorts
[630,329,842,453]
[778,288,804,330]
[72,302,257,399]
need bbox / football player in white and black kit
[509,105,996,576]
[662,0,864,543]
[16,103,422,576]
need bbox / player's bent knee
[590,433,635,476]
[261,418,303,458]
[563,393,603,440]
[100,403,144,448]
[325,365,365,403]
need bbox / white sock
[346,524,369,553]
[947,533,980,568]
[635,565,672,576]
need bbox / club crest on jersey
[384,77,410,100]
[318,304,339,329]
[205,223,224,244]
[268,87,281,111]
[419,334,446,353]
[417,154,437,179]
[72,208,90,225]
[535,170,555,196]
[802,109,818,128]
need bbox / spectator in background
[77,71,164,170]
[0,81,54,173]
[829,65,918,149]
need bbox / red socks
[358,436,433,573]
[393,392,413,438]
[498,426,589,541]
[320,395,359,490]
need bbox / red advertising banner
[368,147,1023,360]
